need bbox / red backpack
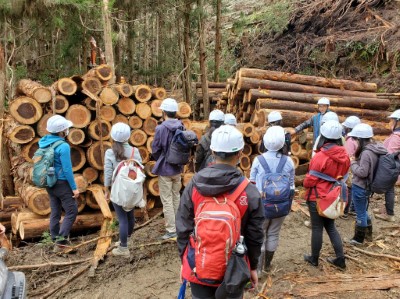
[182,179,249,286]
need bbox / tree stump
[65,104,91,128]
[9,96,43,125]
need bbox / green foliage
[39,231,53,245]
[14,65,28,82]
[345,41,380,62]
[109,219,119,231]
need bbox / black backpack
[369,151,400,194]
[165,127,198,165]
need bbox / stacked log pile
[226,68,394,179]
[2,64,195,240]
[195,82,228,119]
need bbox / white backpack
[111,157,146,211]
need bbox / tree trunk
[87,141,112,170]
[198,0,210,119]
[116,97,136,115]
[99,86,119,105]
[9,96,43,125]
[183,0,192,104]
[214,0,221,82]
[88,120,112,141]
[128,115,143,129]
[100,105,117,122]
[65,104,91,128]
[102,0,115,83]
[177,102,192,118]
[133,84,152,102]
[143,117,158,136]
[129,129,147,146]
[67,128,85,145]
[136,103,152,119]
[56,78,78,96]
[82,167,99,184]
[16,79,52,103]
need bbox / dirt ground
[5,190,400,299]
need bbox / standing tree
[102,0,116,83]
[214,0,221,82]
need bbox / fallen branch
[134,210,163,231]
[63,233,118,253]
[351,246,400,262]
[132,239,176,249]
[291,201,310,217]
[8,257,92,270]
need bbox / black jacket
[176,163,264,270]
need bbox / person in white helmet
[177,125,264,298]
[195,109,225,172]
[259,111,291,154]
[38,115,78,250]
[250,126,295,275]
[292,97,331,142]
[303,120,350,269]
[104,123,142,257]
[311,111,340,157]
[374,110,400,222]
[348,124,388,245]
[224,113,237,126]
[152,98,184,240]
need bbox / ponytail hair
[112,141,128,161]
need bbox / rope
[51,84,57,115]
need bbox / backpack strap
[258,155,272,174]
[276,156,288,173]
[225,178,250,202]
[50,140,65,149]
[130,147,136,159]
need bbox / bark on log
[136,103,152,119]
[133,85,152,102]
[114,83,134,97]
[16,79,52,103]
[99,87,119,105]
[9,96,43,125]
[144,161,157,177]
[82,167,99,184]
[151,87,167,100]
[146,136,154,153]
[15,161,33,185]
[99,105,116,122]
[248,89,389,110]
[177,102,192,118]
[87,141,112,170]
[57,78,78,96]
[150,99,163,118]
[67,128,85,145]
[88,120,111,141]
[21,138,40,162]
[237,68,377,92]
[143,117,158,136]
[147,177,159,196]
[128,116,143,129]
[66,105,91,128]
[54,95,69,114]
[237,77,377,98]
[20,185,50,216]
[112,114,129,125]
[74,174,88,193]
[70,145,86,172]
[0,196,24,210]
[137,146,150,164]
[11,209,45,235]
[85,64,113,82]
[129,129,147,146]
[8,125,35,144]
[84,97,99,111]
[116,97,136,115]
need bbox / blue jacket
[295,112,327,142]
[38,134,77,190]
[152,119,183,176]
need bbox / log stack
[195,82,228,119]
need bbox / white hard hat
[317,97,330,105]
[320,120,343,140]
[389,110,400,120]
[210,125,244,153]
[209,109,225,121]
[47,115,73,133]
[321,111,339,124]
[263,126,285,151]
[111,122,131,142]
[348,123,374,139]
[342,116,361,129]
[160,98,178,112]
[224,113,237,126]
[267,111,282,123]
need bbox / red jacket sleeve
[303,153,323,188]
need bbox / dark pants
[112,202,135,247]
[190,283,243,299]
[344,186,353,214]
[384,187,395,216]
[47,180,78,241]
[352,184,371,227]
[307,201,344,258]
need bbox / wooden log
[294,148,309,160]
[9,96,43,125]
[238,68,377,92]
[57,78,78,96]
[150,99,163,118]
[236,123,255,137]
[144,161,157,177]
[65,104,91,128]
[136,103,152,119]
[143,117,158,136]
[112,114,129,125]
[86,188,101,210]
[137,146,150,164]
[239,155,251,170]
[181,119,192,130]
[16,79,52,103]
[129,129,147,146]
[146,136,154,153]
[296,163,309,176]
[86,184,113,218]
[84,64,113,82]
[82,77,102,95]
[21,137,40,162]
[88,120,111,141]
[256,98,389,122]
[15,161,33,185]
[248,89,389,110]
[11,209,45,235]
[19,212,104,240]
[116,97,136,115]
[299,131,313,144]
[8,125,35,144]
[182,173,194,187]
[36,113,52,137]
[249,132,260,145]
[0,210,14,231]
[1,196,24,210]
[52,95,69,114]
[84,96,99,111]
[295,175,305,186]
[133,85,152,102]
[151,87,167,100]
[70,145,86,172]
[237,77,377,98]
[87,141,112,170]
[291,156,299,168]
[147,177,159,196]
[20,185,50,216]
[196,82,227,88]
[82,167,99,184]
[67,128,85,145]
[74,174,88,193]
[114,83,134,97]
[128,115,143,129]
[242,143,253,156]
[291,142,302,156]
[76,193,86,213]
[177,102,192,118]
[99,87,119,105]
[99,105,116,122]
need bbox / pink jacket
[384,132,400,154]
[345,136,358,157]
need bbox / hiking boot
[159,232,177,241]
[327,257,346,270]
[114,241,121,247]
[350,226,366,246]
[263,251,275,272]
[304,254,319,267]
[365,221,373,242]
[112,246,130,258]
[340,213,349,220]
[373,207,385,214]
[375,213,395,222]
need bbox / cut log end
[88,120,112,141]
[57,78,78,96]
[134,85,152,102]
[67,128,85,145]
[117,97,136,115]
[66,104,91,128]
[128,116,143,129]
[10,97,43,125]
[8,125,35,144]
[130,129,147,147]
[177,102,192,118]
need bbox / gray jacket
[104,144,142,187]
[351,143,387,189]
